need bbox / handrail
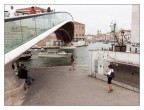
[5,11,74,22]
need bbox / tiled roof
[74,21,85,25]
[121,29,131,32]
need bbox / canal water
[18,42,139,67]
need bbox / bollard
[112,46,113,51]
[135,48,137,53]
[102,48,103,50]
[130,47,131,52]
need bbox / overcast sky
[5,4,132,35]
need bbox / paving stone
[21,66,139,106]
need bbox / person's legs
[69,62,73,71]
[72,62,75,70]
[26,74,34,85]
[108,84,111,93]
[27,77,31,85]
[69,63,72,71]
[27,74,32,81]
[110,84,113,91]
[24,75,31,85]
[28,73,35,81]
[109,84,111,90]
[108,77,112,93]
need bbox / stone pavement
[21,66,139,106]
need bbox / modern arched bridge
[4,12,74,105]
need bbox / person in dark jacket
[17,64,25,79]
[17,64,34,85]
[69,55,75,71]
[47,7,52,12]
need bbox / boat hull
[38,52,72,58]
[60,46,77,50]
[19,55,32,60]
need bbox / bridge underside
[55,22,74,43]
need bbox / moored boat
[19,51,32,60]
[60,46,77,50]
[38,51,72,58]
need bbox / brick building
[37,33,58,46]
[74,21,85,38]
[117,29,131,42]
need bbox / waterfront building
[85,34,95,42]
[74,21,85,38]
[36,33,59,46]
[105,27,131,43]
[105,32,113,42]
[118,29,131,43]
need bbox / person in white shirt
[8,6,16,17]
[106,65,114,93]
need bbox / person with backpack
[106,65,115,93]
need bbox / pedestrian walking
[47,7,52,12]
[69,55,75,71]
[8,6,17,17]
[30,6,36,14]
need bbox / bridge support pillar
[4,62,26,105]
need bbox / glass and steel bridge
[4,12,74,64]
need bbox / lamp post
[121,30,125,47]
[113,22,116,51]
[110,21,116,51]
[120,30,125,51]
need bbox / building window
[82,26,84,30]
[82,34,84,36]
[79,34,81,36]
[76,34,78,37]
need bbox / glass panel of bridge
[35,16,45,35]
[21,18,37,43]
[4,20,22,53]
[44,15,49,30]
[47,14,52,29]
